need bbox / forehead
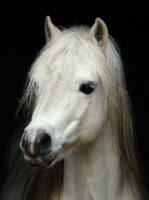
[49,53,98,83]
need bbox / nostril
[39,134,51,153]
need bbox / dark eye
[79,82,95,95]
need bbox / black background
[0,0,149,192]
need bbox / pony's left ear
[89,18,108,51]
[44,16,61,42]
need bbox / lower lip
[28,156,56,168]
[29,162,49,168]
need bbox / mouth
[25,153,58,169]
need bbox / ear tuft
[89,18,108,51]
[44,16,61,43]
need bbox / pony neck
[62,121,140,200]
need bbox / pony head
[20,17,128,169]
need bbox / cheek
[78,97,107,143]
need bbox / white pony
[0,16,146,200]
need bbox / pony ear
[89,18,108,51]
[44,16,61,42]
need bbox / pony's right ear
[44,16,61,43]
